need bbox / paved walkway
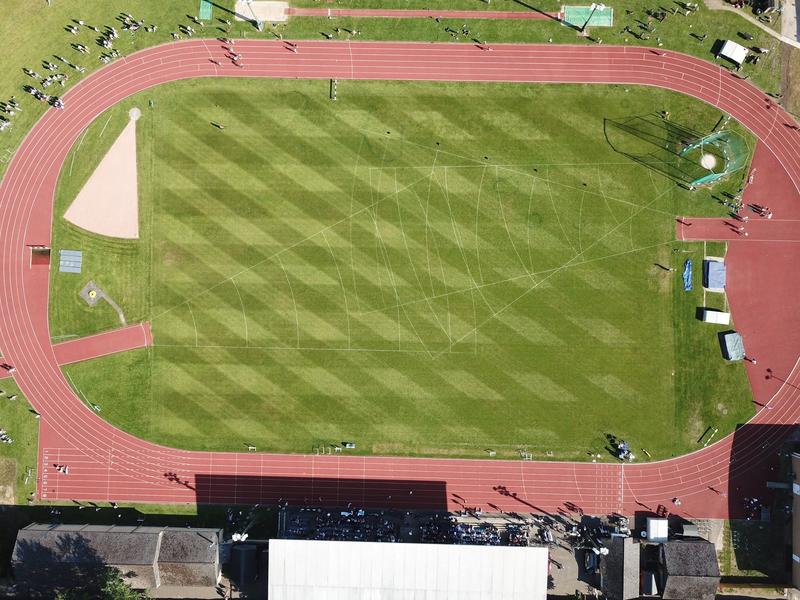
[704,0,800,49]
[783,0,799,43]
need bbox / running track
[2,40,799,518]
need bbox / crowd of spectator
[280,507,537,547]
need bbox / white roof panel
[720,40,748,65]
[268,539,548,600]
[647,518,669,542]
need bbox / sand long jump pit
[63,108,141,239]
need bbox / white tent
[702,310,731,325]
[647,518,669,542]
[268,539,549,600]
[719,40,748,66]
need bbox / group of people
[23,86,64,110]
[1,389,19,401]
[0,428,13,445]
[282,506,534,547]
[450,522,502,545]
[287,507,401,542]
[8,11,165,127]
[0,97,20,132]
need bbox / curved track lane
[2,40,799,517]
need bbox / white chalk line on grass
[150,169,435,323]
[322,230,352,350]
[432,186,674,359]
[526,178,536,272]
[277,256,300,349]
[703,240,707,308]
[578,191,585,254]
[367,173,404,350]
[186,301,199,348]
[496,165,535,282]
[387,189,438,358]
[546,164,578,256]
[422,148,440,297]
[152,342,475,355]
[393,167,451,347]
[230,277,249,347]
[367,135,396,310]
[97,114,113,139]
[360,239,676,317]
[67,126,91,177]
[65,371,91,408]
[67,113,113,178]
[402,151,454,341]
[475,164,488,287]
[373,162,678,219]
[419,164,459,342]
[367,161,658,171]
[597,165,621,226]
[348,137,365,313]
[441,166,495,319]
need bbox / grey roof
[13,527,160,565]
[661,540,720,600]
[158,530,220,588]
[600,537,640,600]
[159,529,219,563]
[12,524,221,592]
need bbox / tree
[55,567,148,600]
[100,568,149,600]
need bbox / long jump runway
[2,40,799,518]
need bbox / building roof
[600,537,640,600]
[158,529,220,588]
[661,540,720,600]
[12,524,221,593]
[268,539,549,600]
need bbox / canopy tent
[703,259,726,291]
[721,331,745,361]
[647,518,668,542]
[719,40,748,66]
[268,539,549,600]
[702,310,731,325]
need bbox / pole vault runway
[1,40,799,518]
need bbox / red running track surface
[2,40,799,517]
[52,322,152,366]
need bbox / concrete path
[783,0,799,43]
[704,0,800,48]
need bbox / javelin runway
[1,40,799,518]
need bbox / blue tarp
[705,260,726,289]
[58,249,82,274]
[683,259,692,292]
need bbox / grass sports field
[50,78,754,461]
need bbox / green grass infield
[51,78,754,462]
